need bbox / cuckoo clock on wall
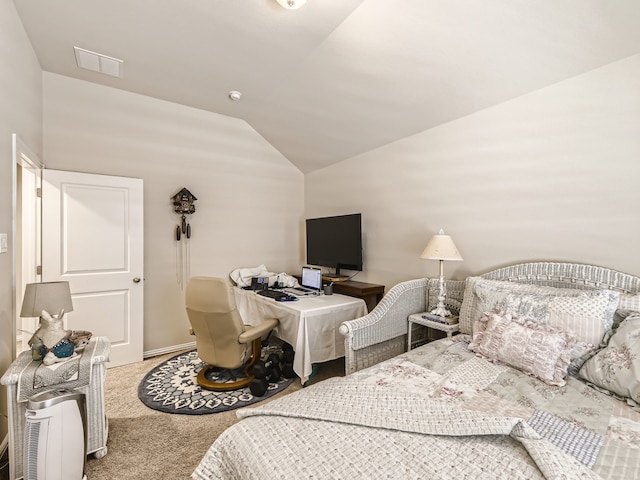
[172,187,197,239]
[171,187,197,289]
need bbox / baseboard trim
[143,341,196,359]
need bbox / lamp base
[430,304,453,317]
[432,272,452,317]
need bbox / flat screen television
[305,213,362,278]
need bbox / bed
[192,262,640,479]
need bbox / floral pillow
[458,277,620,348]
[579,313,640,404]
[469,310,576,386]
[501,293,611,346]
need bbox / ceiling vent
[74,47,123,78]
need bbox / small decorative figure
[28,310,74,364]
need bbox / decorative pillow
[469,310,576,386]
[458,277,620,347]
[579,313,640,403]
[614,293,640,326]
[501,292,615,347]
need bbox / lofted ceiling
[13,0,640,173]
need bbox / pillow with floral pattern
[458,277,620,344]
[579,313,640,403]
[470,310,576,386]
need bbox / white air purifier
[24,388,87,480]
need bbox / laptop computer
[284,266,322,296]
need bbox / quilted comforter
[193,337,640,479]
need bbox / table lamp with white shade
[420,229,463,317]
[21,281,74,356]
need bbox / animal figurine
[28,310,73,364]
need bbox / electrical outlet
[0,233,7,253]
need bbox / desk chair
[185,276,278,391]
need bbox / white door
[42,169,144,368]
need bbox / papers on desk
[282,287,320,297]
[230,265,298,288]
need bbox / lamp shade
[20,281,74,318]
[420,229,463,261]
[276,0,307,9]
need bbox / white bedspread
[193,374,599,479]
[193,336,640,479]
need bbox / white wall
[306,54,640,290]
[43,73,304,354]
[0,0,43,449]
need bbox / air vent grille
[24,419,44,479]
[74,46,123,78]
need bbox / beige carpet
[84,351,344,480]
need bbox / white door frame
[11,133,43,361]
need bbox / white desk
[234,288,367,383]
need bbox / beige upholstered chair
[185,276,278,391]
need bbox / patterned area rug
[138,348,295,415]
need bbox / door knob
[133,277,141,283]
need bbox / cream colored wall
[306,54,640,290]
[42,73,304,355]
[0,0,42,450]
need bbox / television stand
[322,274,350,282]
[331,280,385,312]
[293,274,385,311]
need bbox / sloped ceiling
[14,0,640,173]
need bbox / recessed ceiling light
[228,91,242,101]
[276,0,307,10]
[74,46,123,78]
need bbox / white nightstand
[407,312,459,350]
[0,337,110,480]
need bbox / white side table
[407,313,459,351]
[0,336,110,480]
